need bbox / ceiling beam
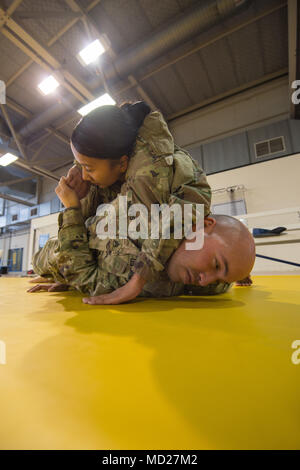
[64,0,158,109]
[1,29,87,104]
[0,191,35,206]
[0,103,29,161]
[138,3,287,85]
[0,176,33,186]
[5,97,70,148]
[0,0,23,29]
[0,5,94,103]
[30,133,55,164]
[14,11,81,20]
[0,142,60,182]
[5,0,101,88]
[14,159,60,182]
[0,106,71,174]
[2,1,101,155]
[6,0,23,16]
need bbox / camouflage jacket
[49,207,230,298]
[74,110,212,282]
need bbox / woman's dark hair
[71,101,151,160]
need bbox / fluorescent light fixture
[78,39,105,65]
[38,75,60,95]
[78,93,116,116]
[0,152,19,166]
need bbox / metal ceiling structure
[0,0,297,193]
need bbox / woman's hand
[28,275,54,283]
[82,273,146,305]
[27,282,70,292]
[55,176,80,208]
[65,165,90,200]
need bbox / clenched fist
[55,176,80,208]
[65,165,90,200]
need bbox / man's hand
[55,176,80,208]
[27,282,70,292]
[82,273,146,305]
[65,165,90,200]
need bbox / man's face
[166,218,252,286]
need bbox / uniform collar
[137,110,174,157]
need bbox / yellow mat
[0,276,299,450]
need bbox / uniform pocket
[88,236,109,252]
[89,236,139,277]
[105,238,140,276]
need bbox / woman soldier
[29,102,231,304]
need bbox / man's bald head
[167,214,256,286]
[210,214,256,281]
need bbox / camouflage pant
[32,237,232,297]
[32,238,63,280]
[32,237,132,296]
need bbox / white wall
[169,77,289,147]
[206,154,300,274]
[207,153,300,218]
[0,229,30,272]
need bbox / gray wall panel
[202,133,250,174]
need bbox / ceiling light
[0,152,19,166]
[78,39,105,65]
[38,75,60,95]
[77,93,116,116]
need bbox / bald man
[166,214,256,288]
[28,213,255,305]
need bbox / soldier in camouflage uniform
[30,104,232,302]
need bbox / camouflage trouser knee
[183,281,232,296]
[31,237,120,295]
[32,237,65,283]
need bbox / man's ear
[191,216,216,234]
[203,216,217,233]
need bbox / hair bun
[121,101,151,127]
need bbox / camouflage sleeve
[131,150,212,282]
[55,207,115,295]
[124,161,172,281]
[80,184,104,221]
[132,197,204,282]
[172,146,212,217]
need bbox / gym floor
[0,275,299,450]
